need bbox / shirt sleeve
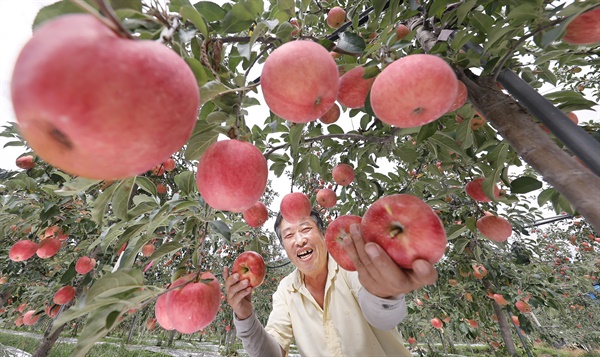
[264,285,294,354]
[358,288,408,330]
[233,311,283,357]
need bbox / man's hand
[223,266,254,320]
[343,224,438,298]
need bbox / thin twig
[94,0,135,39]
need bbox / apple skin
[327,6,346,28]
[36,237,61,259]
[166,272,221,334]
[562,8,600,45]
[325,215,362,271]
[280,192,312,224]
[396,24,410,40]
[360,194,447,269]
[45,305,60,319]
[155,292,175,331]
[370,54,458,128]
[447,80,468,112]
[75,256,96,275]
[319,103,341,124]
[316,188,337,208]
[196,140,268,213]
[261,40,339,123]
[337,66,376,109]
[232,251,267,288]
[431,317,443,329]
[477,215,512,242]
[243,201,269,228]
[332,163,355,186]
[465,178,500,202]
[16,155,36,170]
[162,158,176,172]
[23,310,41,325]
[53,285,76,305]
[10,14,199,180]
[141,244,155,257]
[9,240,39,262]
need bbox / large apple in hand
[370,54,458,128]
[280,192,312,224]
[232,251,267,288]
[196,140,268,212]
[360,194,447,269]
[261,40,339,123]
[10,14,199,180]
[325,215,362,271]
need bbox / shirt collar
[288,254,339,292]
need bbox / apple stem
[389,223,404,237]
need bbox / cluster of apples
[464,178,513,243]
[8,226,69,262]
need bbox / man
[224,209,438,356]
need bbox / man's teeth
[298,249,313,258]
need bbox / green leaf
[510,176,542,194]
[92,183,119,225]
[416,121,438,144]
[111,178,136,221]
[336,32,366,55]
[277,0,295,17]
[557,194,575,215]
[55,177,101,196]
[149,241,183,261]
[180,5,208,39]
[372,0,387,18]
[288,123,304,162]
[211,220,231,241]
[184,121,219,161]
[200,80,232,106]
[174,171,197,196]
[327,124,345,135]
[60,263,77,284]
[32,0,88,29]
[194,1,228,22]
[447,225,468,241]
[537,188,556,207]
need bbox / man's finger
[347,224,375,270]
[410,259,438,287]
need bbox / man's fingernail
[365,243,380,258]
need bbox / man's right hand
[223,266,254,320]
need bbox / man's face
[279,216,328,277]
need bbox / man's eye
[302,227,311,233]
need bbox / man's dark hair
[274,209,325,244]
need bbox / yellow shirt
[265,257,412,357]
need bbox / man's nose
[293,232,307,245]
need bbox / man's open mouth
[297,249,313,260]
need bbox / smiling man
[224,209,438,357]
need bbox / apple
[196,140,268,212]
[45,305,61,319]
[360,194,447,269]
[465,178,500,202]
[146,317,157,331]
[75,256,96,275]
[141,244,155,257]
[23,310,41,325]
[155,293,175,331]
[53,285,76,305]
[396,24,410,40]
[562,8,600,45]
[17,303,27,313]
[280,192,312,224]
[36,237,61,259]
[0,277,7,284]
[261,40,339,123]
[15,317,24,327]
[16,155,36,170]
[232,251,267,288]
[319,103,341,124]
[511,315,520,326]
[472,264,488,279]
[370,54,458,128]
[466,319,479,328]
[156,183,167,194]
[10,14,199,180]
[316,188,337,208]
[332,163,355,186]
[431,317,443,329]
[152,165,165,176]
[325,215,361,271]
[290,19,300,37]
[515,300,531,313]
[447,80,468,112]
[477,215,512,242]
[9,240,39,261]
[166,272,221,334]
[162,158,176,172]
[449,279,458,286]
[493,294,509,306]
[407,337,417,345]
[243,201,269,228]
[337,66,376,109]
[464,292,473,302]
[327,6,346,28]
[470,114,486,130]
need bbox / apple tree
[1,0,599,356]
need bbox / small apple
[515,300,531,313]
[232,251,267,288]
[196,140,268,213]
[511,315,520,326]
[280,192,312,224]
[360,194,447,269]
[327,6,346,28]
[470,114,486,130]
[465,178,500,202]
[493,294,509,306]
[156,183,167,194]
[477,215,512,242]
[466,319,479,328]
[325,215,361,271]
[9,240,39,262]
[332,163,355,186]
[316,188,337,208]
[45,305,61,319]
[16,155,36,170]
[290,19,300,37]
[396,24,410,40]
[23,310,41,325]
[141,244,155,257]
[431,317,443,329]
[162,158,176,172]
[337,66,376,109]
[562,8,600,45]
[243,201,269,228]
[319,103,341,124]
[407,337,417,345]
[54,285,76,305]
[36,237,61,259]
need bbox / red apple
[515,300,531,313]
[327,6,346,28]
[407,337,417,345]
[243,201,269,228]
[16,155,36,170]
[431,317,443,329]
[316,188,337,208]
[280,192,312,224]
[337,66,376,109]
[360,194,447,269]
[511,315,520,326]
[477,215,512,242]
[290,19,300,37]
[45,305,61,319]
[261,40,339,123]
[23,310,41,325]
[166,272,221,334]
[141,244,155,257]
[319,103,341,124]
[156,183,167,194]
[465,178,500,202]
[325,215,361,271]
[466,319,479,328]
[162,158,176,172]
[146,317,157,330]
[17,303,27,313]
[9,240,39,262]
[447,80,468,112]
[155,293,175,331]
[75,256,96,275]
[232,251,267,288]
[370,54,458,128]
[196,140,268,212]
[15,317,24,327]
[36,237,61,259]
[53,285,76,305]
[562,8,600,45]
[493,293,509,306]
[332,163,355,186]
[10,14,199,180]
[470,113,486,130]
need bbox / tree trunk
[167,329,176,347]
[491,300,517,356]
[459,71,600,231]
[126,313,139,344]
